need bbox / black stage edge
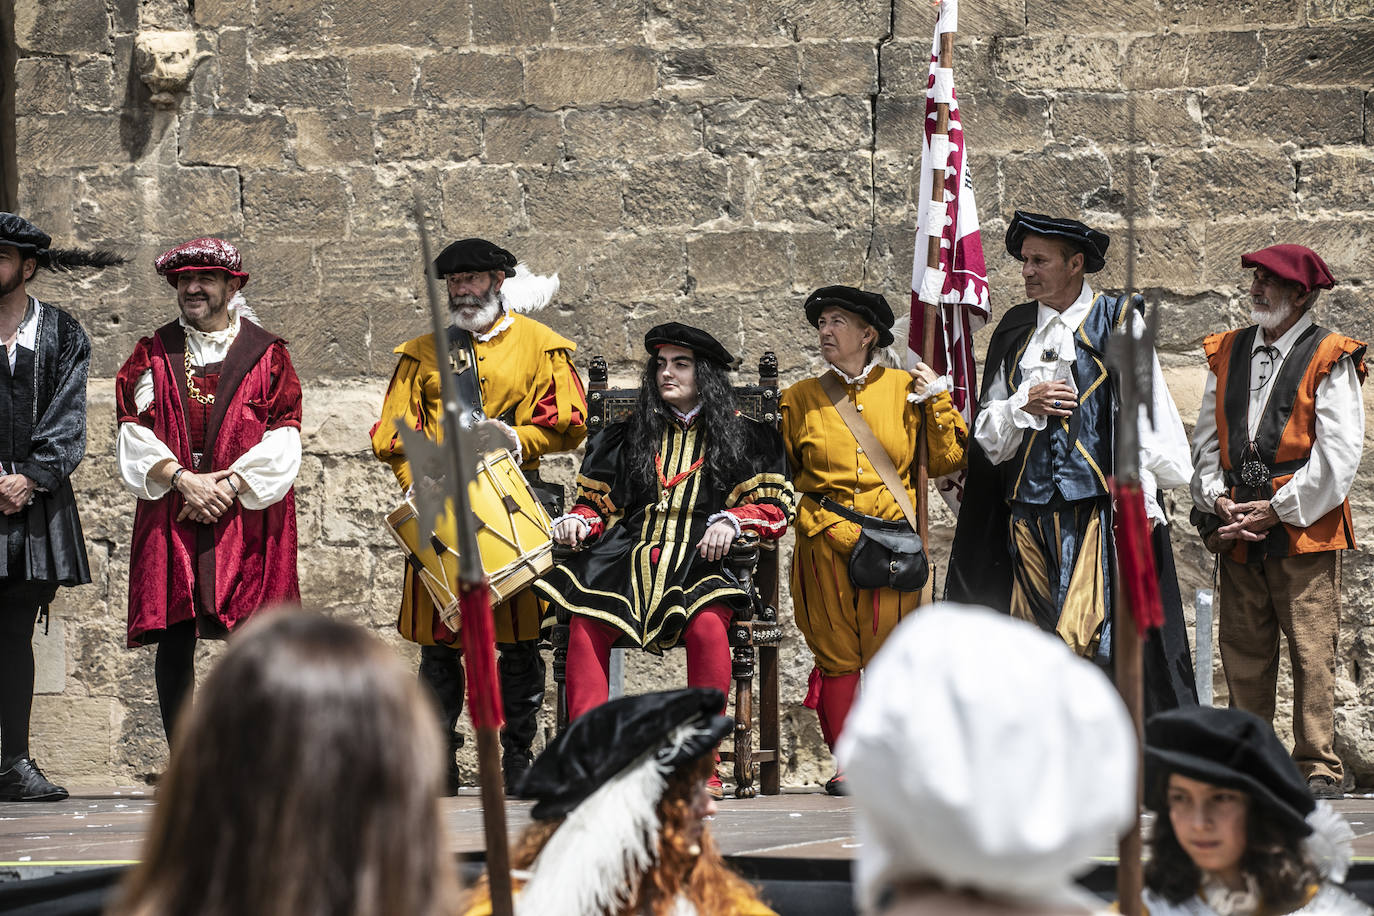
[3,860,1373,915]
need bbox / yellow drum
[386,450,555,631]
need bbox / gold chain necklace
[185,350,214,404]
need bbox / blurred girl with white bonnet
[838,603,1137,915]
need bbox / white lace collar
[825,357,881,386]
[474,310,514,343]
[1198,873,1262,916]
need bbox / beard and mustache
[1250,291,1298,331]
[448,286,503,333]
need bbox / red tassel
[459,579,505,730]
[803,666,823,709]
[1110,479,1165,634]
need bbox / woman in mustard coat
[780,286,968,794]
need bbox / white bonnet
[837,603,1137,913]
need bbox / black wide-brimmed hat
[803,285,895,348]
[432,237,518,278]
[0,212,51,254]
[516,687,732,821]
[1005,211,1110,274]
[0,212,124,274]
[643,322,737,369]
[1144,706,1314,836]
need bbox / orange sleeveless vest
[1203,324,1366,562]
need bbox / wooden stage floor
[3,788,1374,881]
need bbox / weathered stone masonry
[9,0,1374,785]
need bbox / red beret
[1240,244,1334,295]
[154,237,250,288]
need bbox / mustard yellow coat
[371,313,588,646]
[780,366,967,674]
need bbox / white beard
[1250,301,1296,331]
[448,291,503,334]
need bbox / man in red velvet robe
[116,238,302,748]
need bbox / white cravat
[974,283,1193,524]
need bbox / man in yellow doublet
[371,237,587,791]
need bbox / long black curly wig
[1145,773,1318,910]
[624,352,748,496]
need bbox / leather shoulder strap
[818,372,919,532]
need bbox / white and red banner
[910,0,989,512]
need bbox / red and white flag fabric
[909,0,990,512]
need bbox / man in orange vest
[1190,244,1365,799]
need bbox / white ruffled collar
[474,310,514,343]
[826,357,881,386]
[1198,873,1262,916]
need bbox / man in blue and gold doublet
[948,211,1197,711]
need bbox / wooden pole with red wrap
[1105,100,1159,916]
[396,195,515,916]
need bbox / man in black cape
[0,213,118,800]
[946,211,1197,713]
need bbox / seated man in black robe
[536,323,795,794]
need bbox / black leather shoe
[0,757,69,802]
[1309,774,1343,799]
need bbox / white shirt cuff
[1009,381,1045,431]
[707,510,743,538]
[906,375,953,405]
[551,512,592,534]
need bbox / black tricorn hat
[432,237,518,278]
[644,322,737,369]
[1144,706,1314,837]
[803,285,895,348]
[515,688,732,821]
[1005,211,1110,274]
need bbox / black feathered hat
[432,237,518,278]
[803,285,896,348]
[516,687,731,821]
[508,688,733,913]
[1144,706,1314,837]
[1005,211,1110,274]
[643,322,737,369]
[0,212,124,273]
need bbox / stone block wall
[10,0,1374,786]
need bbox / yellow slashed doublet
[780,366,967,675]
[372,313,588,646]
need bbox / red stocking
[684,603,733,710]
[816,672,861,751]
[567,616,617,721]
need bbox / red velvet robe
[115,320,302,647]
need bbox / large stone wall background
[11,0,1374,786]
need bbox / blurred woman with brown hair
[463,688,775,916]
[110,610,461,916]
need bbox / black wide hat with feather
[0,212,125,272]
[516,687,731,821]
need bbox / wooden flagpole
[915,23,956,553]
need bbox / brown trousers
[1218,550,1342,781]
